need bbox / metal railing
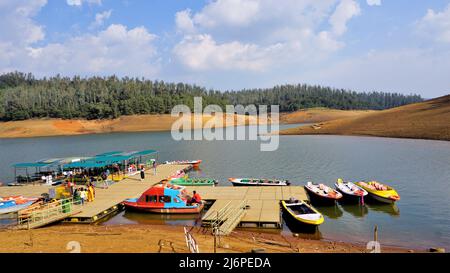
[205,200,248,236]
[17,198,81,229]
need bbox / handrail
[17,198,81,229]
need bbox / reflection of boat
[123,184,204,214]
[365,203,400,216]
[165,160,202,168]
[229,178,290,186]
[335,179,367,203]
[340,204,369,218]
[281,198,324,228]
[169,177,218,186]
[304,182,342,205]
[356,181,400,204]
[314,204,344,219]
[0,196,39,215]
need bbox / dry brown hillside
[280,108,374,124]
[280,95,450,141]
[0,114,267,138]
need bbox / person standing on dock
[140,167,145,181]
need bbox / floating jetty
[1,163,308,232]
[0,164,192,225]
[186,186,307,229]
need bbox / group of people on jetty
[68,181,95,205]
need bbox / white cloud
[0,0,47,46]
[173,0,360,72]
[366,0,381,6]
[20,24,159,76]
[175,9,196,33]
[173,34,280,71]
[417,4,450,44]
[66,0,102,6]
[329,0,361,36]
[90,10,112,29]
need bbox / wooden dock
[0,164,191,224]
[1,165,308,230]
[186,186,307,228]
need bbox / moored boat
[169,177,218,186]
[335,178,368,203]
[122,184,204,214]
[0,196,39,215]
[356,181,400,204]
[281,198,324,227]
[304,182,343,205]
[228,178,290,186]
[167,170,186,180]
[165,160,202,167]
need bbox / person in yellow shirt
[87,185,95,202]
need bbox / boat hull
[304,187,339,205]
[367,193,397,204]
[336,189,365,203]
[281,201,324,229]
[123,202,204,214]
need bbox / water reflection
[102,210,203,227]
[366,203,400,217]
[315,204,344,219]
[340,204,369,218]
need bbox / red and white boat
[165,160,202,168]
[122,184,204,214]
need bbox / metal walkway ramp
[202,200,247,235]
[17,199,81,229]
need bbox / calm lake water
[1,124,450,250]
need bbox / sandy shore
[0,114,269,139]
[0,224,413,253]
[0,108,372,139]
[279,95,450,141]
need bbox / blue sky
[1,0,450,97]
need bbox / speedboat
[356,181,400,204]
[122,184,204,214]
[228,178,290,186]
[304,182,343,205]
[335,178,368,203]
[165,160,202,168]
[281,198,324,227]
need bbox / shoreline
[0,223,416,253]
[0,109,373,139]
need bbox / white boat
[229,178,291,186]
[335,178,368,203]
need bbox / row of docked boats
[228,177,400,205]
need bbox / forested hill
[0,72,423,121]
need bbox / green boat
[169,177,218,186]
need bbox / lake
[1,124,450,250]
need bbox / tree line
[0,72,423,121]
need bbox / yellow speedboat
[356,181,400,204]
[281,199,324,226]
